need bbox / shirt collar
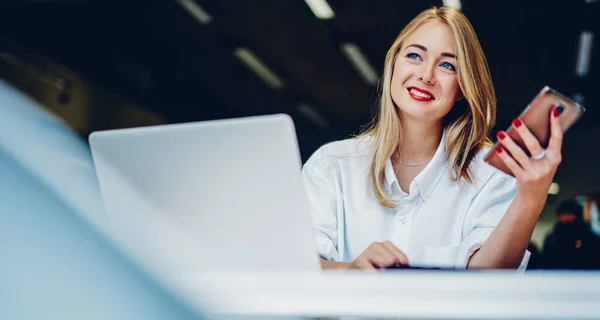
[384,132,449,202]
[384,158,397,195]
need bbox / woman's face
[390,20,461,123]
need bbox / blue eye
[406,52,422,61]
[440,62,456,71]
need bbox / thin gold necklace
[396,152,432,166]
[398,159,430,166]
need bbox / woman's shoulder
[303,135,374,170]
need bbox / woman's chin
[398,108,441,123]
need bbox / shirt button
[400,216,407,224]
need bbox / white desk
[173,270,600,319]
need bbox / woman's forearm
[321,259,352,270]
[467,193,545,269]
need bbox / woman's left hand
[494,106,564,209]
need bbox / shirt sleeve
[301,158,341,262]
[456,172,530,271]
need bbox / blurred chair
[525,242,541,270]
[0,79,208,320]
[541,198,600,270]
[582,193,600,237]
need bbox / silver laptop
[89,114,321,275]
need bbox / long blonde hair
[362,6,496,208]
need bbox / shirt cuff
[315,234,339,262]
[517,250,531,272]
[456,230,530,271]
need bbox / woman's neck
[396,119,443,164]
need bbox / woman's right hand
[351,241,409,269]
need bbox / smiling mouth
[407,87,435,101]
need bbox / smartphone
[484,86,586,176]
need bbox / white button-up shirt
[301,134,529,270]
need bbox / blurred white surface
[174,270,600,319]
[0,79,208,320]
[0,78,107,228]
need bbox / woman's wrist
[320,260,352,270]
[513,192,546,217]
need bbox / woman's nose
[418,75,434,85]
[418,64,436,85]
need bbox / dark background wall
[0,0,598,247]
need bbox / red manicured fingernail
[495,145,503,153]
[497,131,506,140]
[553,107,562,118]
[513,118,522,128]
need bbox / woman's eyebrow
[406,43,427,51]
[405,43,456,58]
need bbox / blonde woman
[302,6,564,270]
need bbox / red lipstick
[407,86,435,101]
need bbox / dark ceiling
[0,0,598,164]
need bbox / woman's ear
[445,95,468,124]
[456,88,464,102]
